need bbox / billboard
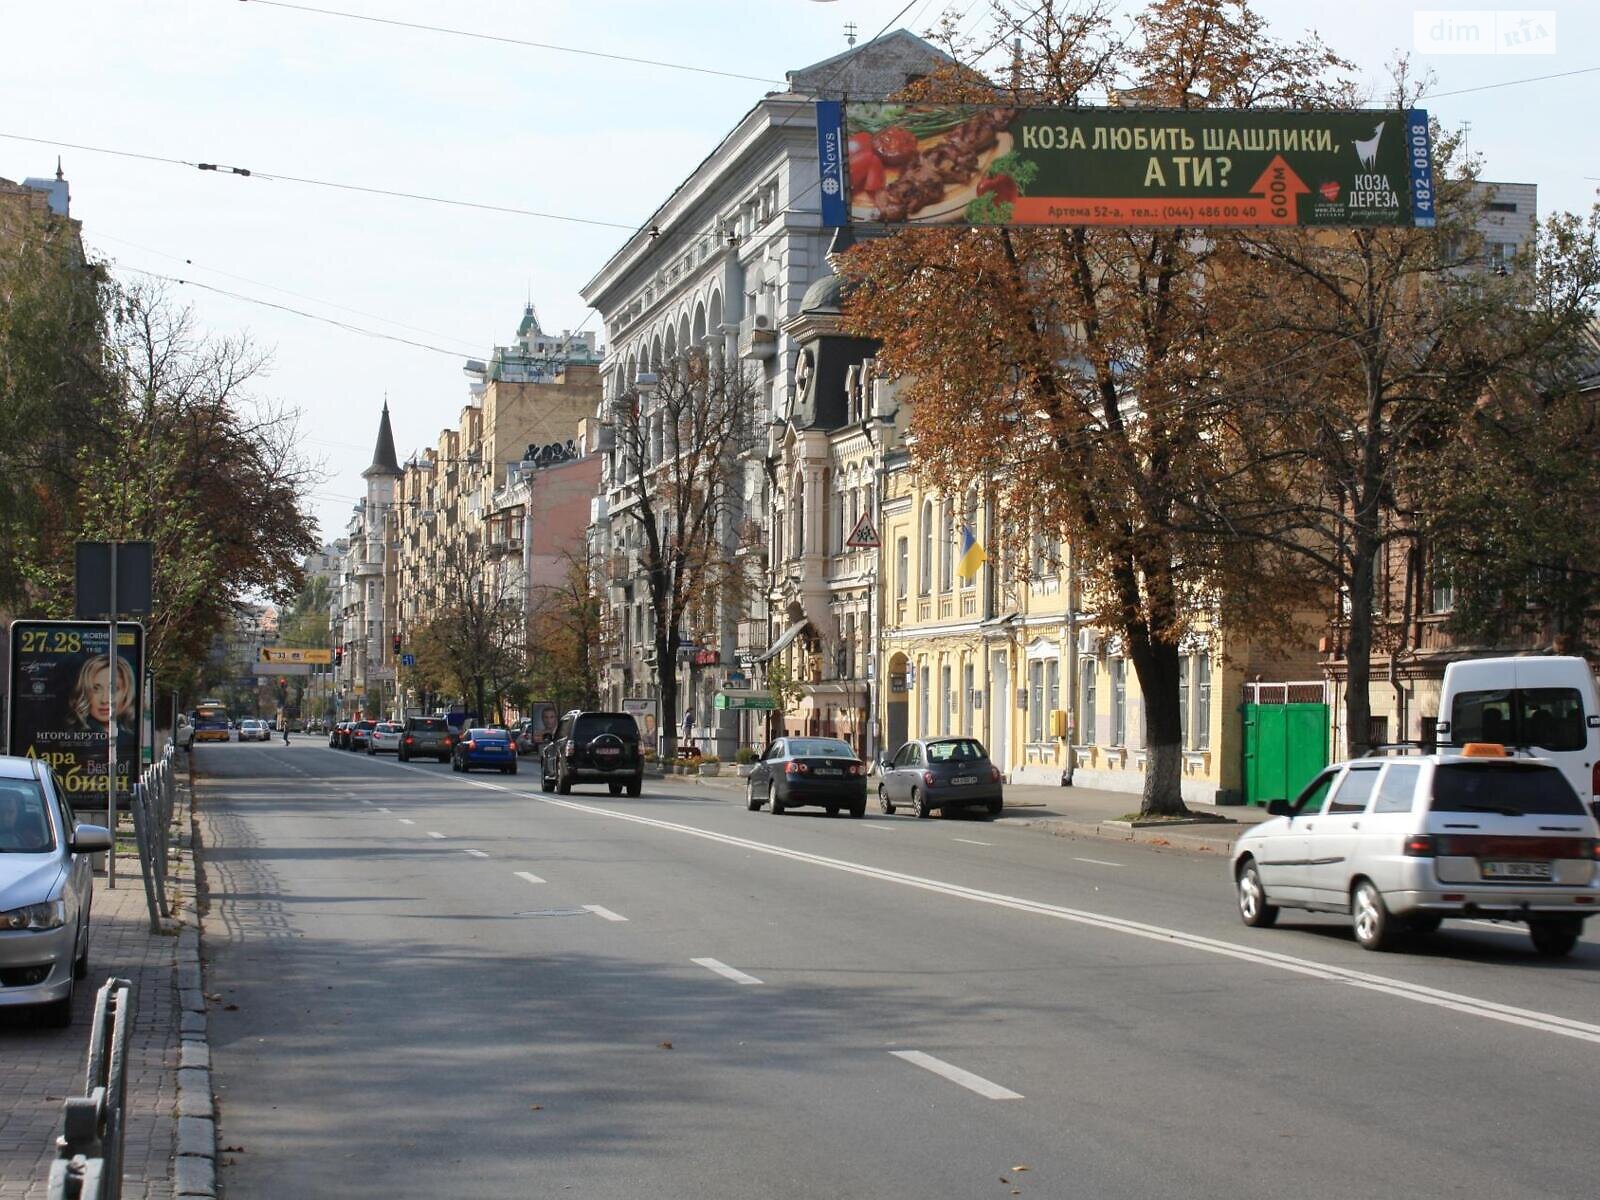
[7,620,144,804]
[831,104,1434,229]
[623,697,658,746]
[261,647,333,665]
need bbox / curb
[169,761,217,1198]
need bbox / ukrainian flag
[957,523,987,581]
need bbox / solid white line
[1073,857,1124,868]
[464,849,489,858]
[360,799,373,805]
[953,838,993,846]
[691,957,763,986]
[583,904,628,922]
[397,818,415,825]
[890,1051,1023,1100]
[514,871,546,885]
[862,823,895,831]
[371,755,1600,1046]
[427,831,446,839]
[376,807,392,813]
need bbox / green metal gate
[1242,702,1330,806]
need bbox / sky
[3,1,1596,545]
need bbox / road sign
[401,653,416,667]
[260,647,332,665]
[715,692,777,711]
[845,511,881,549]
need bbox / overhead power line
[239,0,788,86]
[0,131,638,229]
[1420,64,1600,100]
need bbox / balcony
[486,538,524,558]
[737,314,777,361]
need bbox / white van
[1436,655,1600,804]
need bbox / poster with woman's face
[7,621,143,804]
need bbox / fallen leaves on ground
[658,1041,673,1050]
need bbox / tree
[525,548,604,713]
[411,542,527,723]
[842,0,1345,815]
[610,351,759,757]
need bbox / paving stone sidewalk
[0,763,210,1199]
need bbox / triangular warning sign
[845,511,880,549]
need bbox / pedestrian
[277,712,289,745]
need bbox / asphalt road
[195,741,1600,1200]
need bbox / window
[1195,656,1211,750]
[1030,661,1045,742]
[941,664,953,734]
[896,537,909,599]
[1079,660,1097,744]
[1430,569,1455,614]
[1046,659,1059,732]
[917,658,929,734]
[1111,659,1127,745]
[939,501,954,592]
[1178,657,1191,747]
[919,501,933,594]
[1328,765,1380,814]
[1292,771,1335,817]
[1374,764,1420,814]
[1430,763,1585,816]
[1449,687,1587,751]
[963,663,975,735]
[927,739,987,762]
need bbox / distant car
[328,722,349,749]
[399,716,454,763]
[512,718,542,756]
[175,716,195,751]
[347,721,377,752]
[0,756,112,1027]
[366,722,403,755]
[541,711,643,796]
[238,719,271,743]
[878,737,1004,819]
[746,737,867,818]
[1233,744,1600,955]
[452,727,517,774]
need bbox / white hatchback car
[366,722,404,755]
[238,719,271,742]
[1232,745,1600,955]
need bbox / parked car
[347,720,377,751]
[0,756,112,1026]
[540,711,643,796]
[512,718,544,756]
[329,722,349,749]
[746,737,868,817]
[399,716,454,763]
[175,715,195,751]
[238,718,271,743]
[1232,744,1600,955]
[366,722,404,755]
[452,727,518,774]
[878,737,1004,818]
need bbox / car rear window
[1450,687,1588,751]
[468,728,509,739]
[927,739,988,763]
[408,718,448,732]
[1429,763,1587,816]
[789,739,856,759]
[0,779,54,853]
[573,715,639,741]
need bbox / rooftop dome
[799,271,846,315]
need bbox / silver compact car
[0,757,112,1026]
[366,722,404,755]
[1232,745,1600,955]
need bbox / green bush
[697,754,721,766]
[734,747,759,764]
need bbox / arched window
[939,499,955,592]
[791,472,806,560]
[919,500,933,594]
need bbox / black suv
[541,711,643,796]
[399,716,454,763]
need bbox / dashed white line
[890,1051,1023,1100]
[1073,857,1124,868]
[952,838,993,846]
[514,871,546,885]
[691,957,763,986]
[583,905,628,922]
[427,831,447,840]
[862,823,895,831]
[463,849,489,858]
[376,807,392,813]
[397,818,415,825]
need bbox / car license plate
[1481,861,1553,880]
[815,768,842,776]
[596,747,620,757]
[951,775,978,786]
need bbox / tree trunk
[655,606,677,759]
[1126,632,1188,817]
[1344,531,1377,759]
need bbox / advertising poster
[7,620,144,804]
[835,104,1433,229]
[531,700,559,742]
[623,697,659,748]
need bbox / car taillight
[923,771,937,786]
[443,735,454,747]
[404,736,414,745]
[786,761,809,775]
[847,764,862,776]
[1592,759,1599,801]
[1403,834,1436,857]
[465,739,476,750]
[990,765,1003,783]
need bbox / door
[1257,768,1338,903]
[991,653,1009,774]
[890,743,921,804]
[1243,703,1332,805]
[1310,764,1381,905]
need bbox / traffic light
[334,647,343,667]
[393,632,402,654]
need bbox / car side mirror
[1266,799,1294,818]
[72,823,113,853]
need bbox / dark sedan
[347,720,377,751]
[745,737,868,818]
[452,727,518,774]
[878,737,1003,818]
[328,722,350,749]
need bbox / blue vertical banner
[1406,108,1435,228]
[816,100,848,227]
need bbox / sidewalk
[0,763,207,1200]
[676,771,1273,854]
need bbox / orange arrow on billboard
[1248,154,1311,225]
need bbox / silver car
[367,722,404,755]
[0,757,112,1026]
[1232,747,1600,955]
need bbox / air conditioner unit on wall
[752,312,774,330]
[1077,629,1101,656]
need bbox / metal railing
[47,978,135,1200]
[130,742,177,932]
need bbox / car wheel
[1406,914,1443,936]
[398,750,408,762]
[1236,859,1278,928]
[556,765,572,795]
[1351,880,1394,951]
[540,768,554,793]
[768,781,783,816]
[1528,916,1582,957]
[850,799,866,819]
[878,785,895,815]
[985,799,1003,819]
[626,776,642,797]
[73,934,89,981]
[609,781,623,795]
[367,747,375,756]
[746,780,762,811]
[826,805,840,817]
[914,788,933,819]
[438,754,450,764]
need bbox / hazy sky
[4,1,1595,544]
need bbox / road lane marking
[376,758,1600,1047]
[691,957,763,986]
[464,849,489,858]
[953,838,993,846]
[376,807,391,813]
[360,799,373,805]
[397,818,415,825]
[427,831,446,839]
[514,871,546,884]
[1073,857,1124,868]
[583,905,628,922]
[862,823,894,831]
[889,1051,1023,1100]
